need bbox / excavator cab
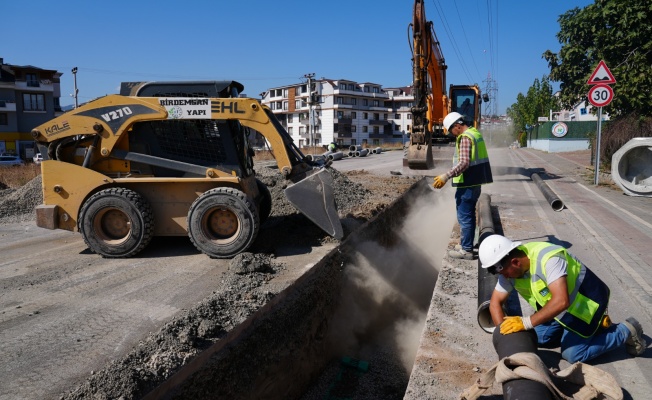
[449,85,482,131]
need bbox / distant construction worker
[328,142,337,152]
[479,234,647,363]
[433,112,492,260]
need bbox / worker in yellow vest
[479,234,647,363]
[433,112,493,260]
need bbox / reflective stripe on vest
[452,127,493,188]
[512,242,609,338]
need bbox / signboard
[587,60,616,85]
[537,117,549,122]
[158,98,211,119]
[588,84,614,107]
[551,122,568,138]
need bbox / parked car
[33,153,43,164]
[0,155,25,167]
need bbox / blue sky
[3,0,593,114]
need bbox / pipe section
[327,151,344,161]
[492,329,553,400]
[372,147,382,154]
[611,137,652,197]
[476,193,497,333]
[349,144,362,152]
[531,173,564,211]
[355,149,369,157]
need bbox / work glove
[432,174,448,189]
[500,316,533,335]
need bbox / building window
[383,113,388,120]
[23,93,45,111]
[373,87,379,93]
[351,125,357,132]
[364,87,370,93]
[580,108,587,115]
[363,112,368,119]
[373,126,380,134]
[362,126,368,133]
[340,83,347,90]
[288,114,293,123]
[283,89,288,98]
[337,111,344,119]
[373,139,380,146]
[363,99,368,106]
[372,100,379,107]
[373,113,379,120]
[283,101,288,110]
[407,114,412,119]
[347,84,354,90]
[299,126,305,134]
[295,100,301,109]
[336,97,344,105]
[351,112,357,119]
[26,73,39,87]
[351,98,357,105]
[395,113,400,119]
[0,113,7,125]
[295,87,301,95]
[288,127,293,134]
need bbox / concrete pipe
[372,147,382,154]
[348,151,355,157]
[477,193,498,334]
[531,173,564,211]
[349,144,362,152]
[492,329,554,399]
[328,151,344,161]
[611,137,652,197]
[355,149,369,157]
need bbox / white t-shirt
[495,256,568,293]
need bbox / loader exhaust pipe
[531,173,564,211]
[476,193,497,333]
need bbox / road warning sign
[587,60,616,85]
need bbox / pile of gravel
[0,175,42,224]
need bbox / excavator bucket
[406,143,434,169]
[284,168,343,239]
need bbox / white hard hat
[443,112,464,131]
[479,234,522,269]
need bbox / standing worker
[432,112,493,259]
[328,142,337,152]
[479,234,647,363]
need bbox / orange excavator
[407,0,485,169]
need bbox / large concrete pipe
[531,173,564,211]
[492,329,553,400]
[372,147,382,154]
[349,144,362,152]
[477,193,498,334]
[611,137,652,197]
[355,149,369,157]
[328,151,344,161]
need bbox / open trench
[137,179,456,400]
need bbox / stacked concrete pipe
[611,137,652,197]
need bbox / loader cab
[121,81,255,179]
[450,85,482,130]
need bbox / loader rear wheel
[187,187,259,258]
[78,188,154,258]
[256,179,272,225]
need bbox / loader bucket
[284,168,343,239]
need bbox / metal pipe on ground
[476,193,497,334]
[355,149,369,157]
[328,151,344,161]
[531,173,564,211]
[492,329,554,400]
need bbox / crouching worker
[479,234,647,363]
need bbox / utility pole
[303,73,315,152]
[71,67,79,109]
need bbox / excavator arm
[407,0,449,169]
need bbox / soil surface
[0,157,417,400]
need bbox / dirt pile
[0,175,42,224]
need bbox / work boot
[622,317,646,356]
[455,244,478,253]
[449,248,475,260]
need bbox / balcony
[334,117,352,124]
[0,100,16,112]
[368,119,390,125]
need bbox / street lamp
[71,67,79,109]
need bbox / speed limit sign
[588,84,614,107]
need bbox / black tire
[187,187,259,258]
[256,179,272,225]
[78,188,154,258]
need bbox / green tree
[543,0,652,117]
[506,75,559,136]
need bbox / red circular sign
[588,84,614,107]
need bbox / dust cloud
[325,187,456,373]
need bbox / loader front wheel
[187,187,259,258]
[78,188,154,258]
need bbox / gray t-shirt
[496,256,567,293]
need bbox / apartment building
[0,57,63,158]
[261,78,414,148]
